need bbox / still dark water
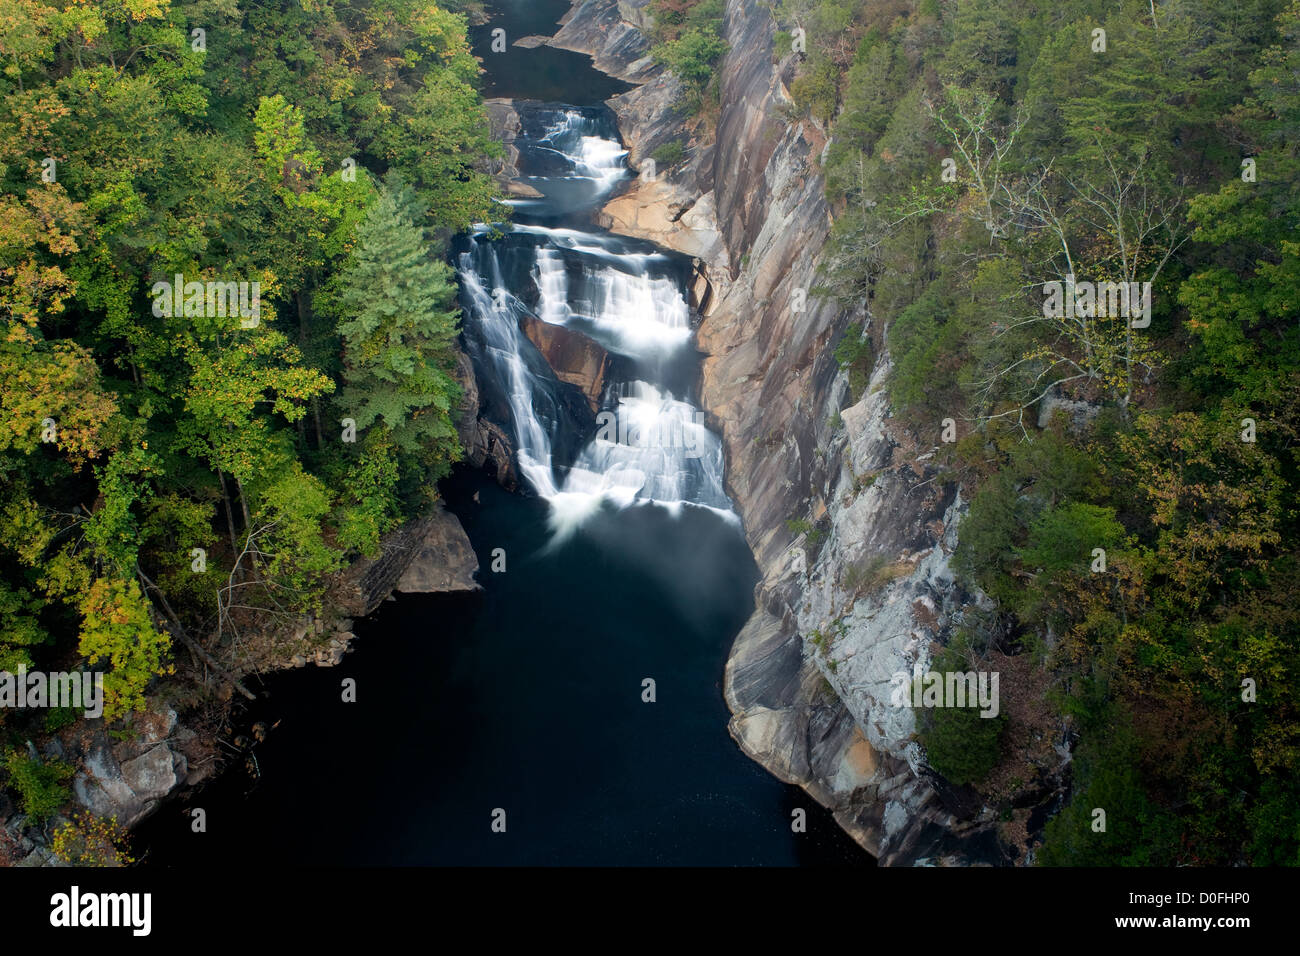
[137,0,872,867]
[468,0,633,103]
[140,471,867,865]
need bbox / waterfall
[509,108,630,216]
[526,230,693,360]
[457,104,734,536]
[531,109,629,197]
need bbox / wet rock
[456,347,517,489]
[484,99,523,187]
[394,506,480,594]
[518,315,609,413]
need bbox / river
[137,0,871,867]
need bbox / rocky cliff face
[561,0,1007,864]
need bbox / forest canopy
[775,0,1300,865]
[0,0,502,730]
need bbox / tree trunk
[234,475,253,534]
[232,473,261,583]
[216,467,239,557]
[136,565,257,701]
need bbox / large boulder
[550,0,658,84]
[344,504,481,614]
[519,315,609,413]
[395,506,481,594]
[68,704,201,828]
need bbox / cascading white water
[569,382,730,512]
[456,251,564,499]
[526,110,629,203]
[529,237,692,359]
[458,105,735,537]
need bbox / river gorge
[6,0,1289,906]
[138,0,885,867]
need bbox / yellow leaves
[0,184,86,327]
[24,183,85,253]
[0,495,60,568]
[0,327,119,462]
[0,0,68,66]
[0,259,76,325]
[1113,408,1287,600]
[0,92,70,163]
[77,575,172,720]
[0,183,85,258]
[52,811,134,866]
[65,0,168,25]
[120,0,169,22]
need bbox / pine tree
[336,173,463,479]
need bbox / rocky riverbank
[3,496,483,867]
[550,0,1053,864]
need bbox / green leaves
[915,640,1007,788]
[253,95,324,198]
[334,174,462,473]
[0,0,497,756]
[178,330,333,482]
[1017,502,1125,578]
[1,749,74,824]
[251,459,342,598]
[376,69,503,233]
[78,576,172,721]
[648,0,728,114]
[334,429,401,557]
[1177,4,1300,399]
[0,580,49,672]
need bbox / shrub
[3,750,74,824]
[654,28,728,111]
[835,322,873,400]
[917,696,1004,786]
[914,643,1005,787]
[650,140,687,167]
[648,1,728,115]
[785,517,826,543]
[791,55,841,124]
[51,812,135,866]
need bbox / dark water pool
[468,0,633,104]
[138,470,871,866]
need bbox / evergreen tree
[335,174,463,482]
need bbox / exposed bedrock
[557,0,1011,864]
